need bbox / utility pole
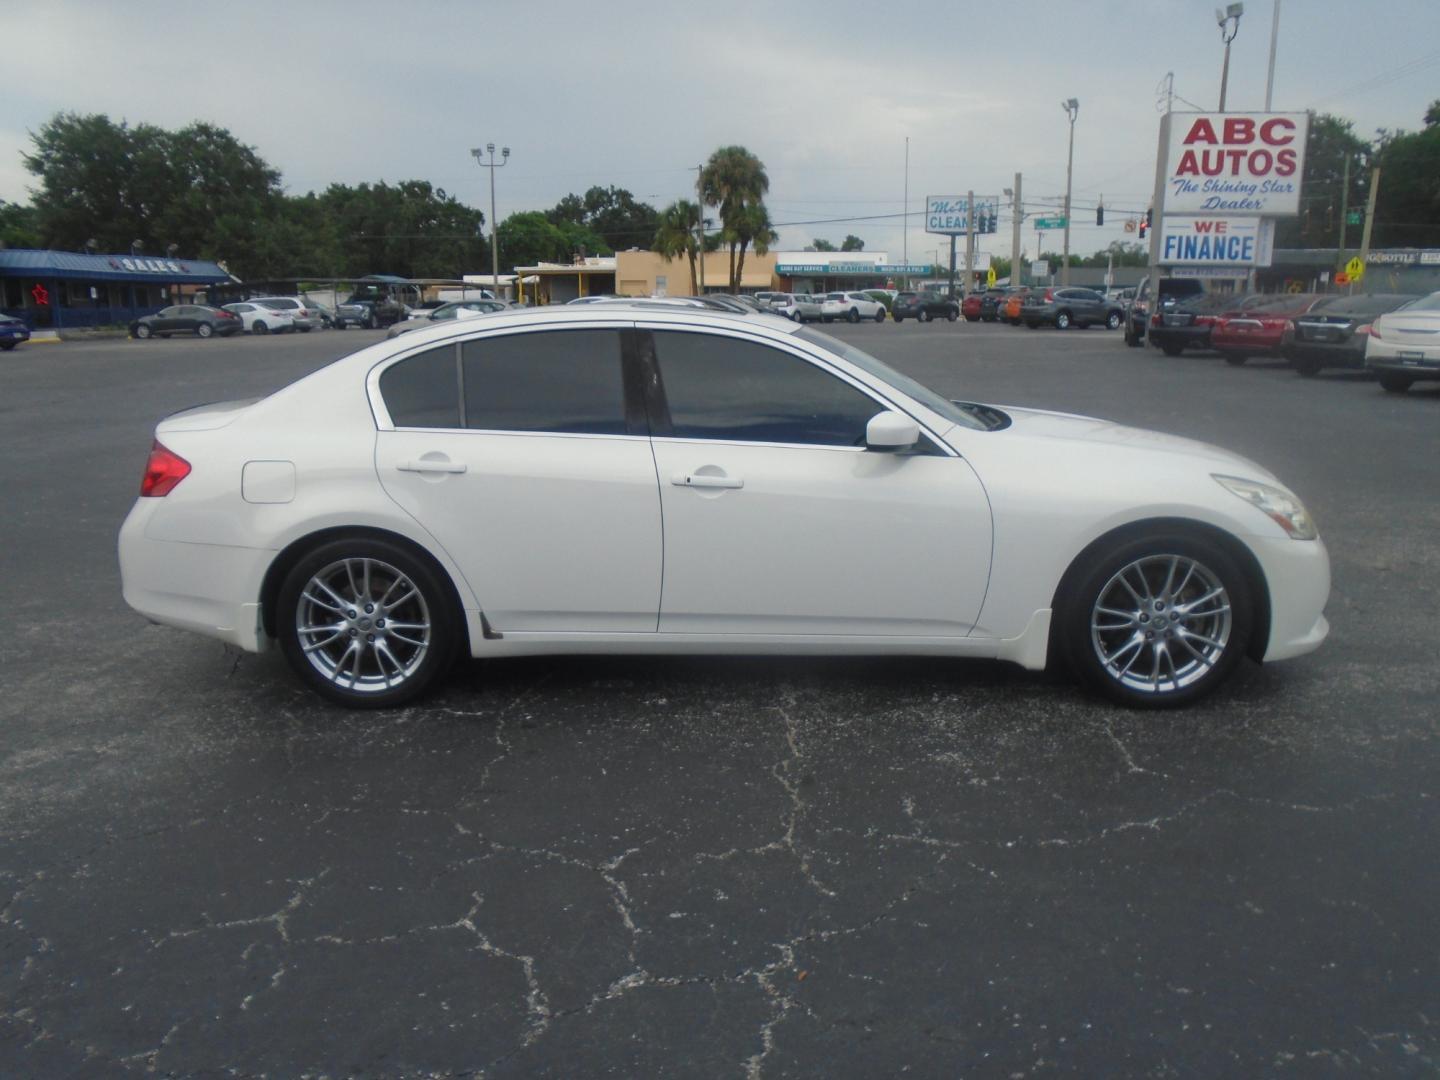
[1010,173,1022,287]
[947,235,957,299]
[695,165,706,293]
[1217,3,1244,111]
[471,144,510,294]
[903,137,910,283]
[1336,154,1351,270]
[1061,99,1078,286]
[1358,166,1381,267]
[1264,0,1281,109]
[963,190,975,298]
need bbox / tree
[811,238,837,251]
[1270,113,1373,250]
[700,146,770,292]
[0,201,40,249]
[840,234,865,251]
[653,200,701,293]
[314,180,487,280]
[496,211,610,272]
[1372,102,1440,248]
[547,185,658,253]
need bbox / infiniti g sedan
[119,305,1329,709]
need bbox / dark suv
[1021,287,1123,330]
[1125,275,1205,346]
[891,291,959,323]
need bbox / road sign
[1334,271,1350,286]
[1345,256,1365,280]
[925,196,1001,235]
[1346,210,1362,226]
[1032,259,1051,278]
[1034,217,1067,229]
[986,267,997,286]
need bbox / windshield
[796,328,984,431]
[1400,290,1440,312]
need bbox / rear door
[372,325,663,633]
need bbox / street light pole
[1217,3,1244,111]
[1061,98,1078,286]
[471,144,510,294]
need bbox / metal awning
[0,248,233,284]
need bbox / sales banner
[1159,216,1275,267]
[1162,112,1309,216]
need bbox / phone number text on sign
[1163,112,1309,216]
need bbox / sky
[2,0,1438,265]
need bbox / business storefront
[0,248,233,330]
[773,252,937,294]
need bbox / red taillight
[1044,289,1055,301]
[1360,323,1379,339]
[1150,313,1162,327]
[140,440,191,497]
[1259,317,1288,330]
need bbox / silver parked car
[252,296,323,332]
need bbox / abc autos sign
[1163,112,1309,216]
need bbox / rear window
[826,293,844,301]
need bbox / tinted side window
[462,329,626,435]
[380,345,461,429]
[652,331,879,447]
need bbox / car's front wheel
[196,323,213,338]
[1106,311,1122,330]
[278,537,460,708]
[1058,532,1253,708]
[1055,311,1072,330]
[918,309,930,323]
[134,324,152,339]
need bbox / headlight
[1213,475,1318,540]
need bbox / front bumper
[119,500,274,653]
[1249,532,1331,662]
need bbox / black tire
[366,313,379,330]
[196,323,213,339]
[300,325,313,333]
[1223,353,1248,366]
[253,320,270,336]
[0,341,14,351]
[1056,530,1254,709]
[1124,325,1141,347]
[918,309,930,323]
[335,322,348,330]
[1294,358,1321,377]
[1161,342,1184,357]
[874,307,885,322]
[1055,311,1072,330]
[1024,320,1039,329]
[1377,372,1413,393]
[846,308,860,323]
[893,315,904,323]
[963,314,977,323]
[277,536,461,708]
[134,324,152,340]
[1106,311,1123,330]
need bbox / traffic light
[1096,203,1104,227]
[1138,207,1152,239]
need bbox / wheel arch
[1048,516,1272,663]
[259,525,473,654]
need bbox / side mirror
[865,410,920,452]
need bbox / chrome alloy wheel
[1089,554,1233,695]
[294,557,432,694]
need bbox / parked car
[821,291,886,323]
[252,296,322,332]
[1022,287,1124,330]
[892,291,959,323]
[130,305,242,340]
[999,288,1035,326]
[753,291,789,311]
[223,302,295,335]
[0,312,31,350]
[766,294,819,322]
[1148,293,1263,356]
[980,288,1022,323]
[1124,276,1205,346]
[387,299,508,338]
[788,294,824,322]
[407,300,449,318]
[119,306,1329,710]
[1211,293,1326,365]
[1282,294,1419,377]
[1364,290,1440,392]
[312,303,337,328]
[961,292,989,322]
[335,280,411,329]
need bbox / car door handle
[672,473,743,489]
[398,460,467,474]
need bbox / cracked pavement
[2,325,1437,1076]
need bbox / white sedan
[222,302,295,335]
[822,291,887,323]
[119,304,1329,709]
[1364,290,1440,393]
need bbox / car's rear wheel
[1124,325,1141,347]
[1294,357,1321,377]
[1058,532,1252,708]
[1106,311,1122,330]
[1161,342,1184,357]
[253,321,270,335]
[1378,372,1414,393]
[846,308,860,323]
[196,323,213,338]
[1055,311,1072,329]
[893,315,904,323]
[1223,353,1248,366]
[874,307,886,322]
[366,313,379,330]
[278,537,460,708]
[918,309,930,323]
[134,324,152,339]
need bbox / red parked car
[1210,293,1326,365]
[960,292,985,322]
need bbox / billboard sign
[1159,216,1275,267]
[926,196,1000,235]
[1163,112,1309,216]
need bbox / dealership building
[0,248,233,330]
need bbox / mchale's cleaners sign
[1164,112,1308,216]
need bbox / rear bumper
[1150,326,1213,349]
[1366,337,1440,376]
[119,500,273,653]
[1283,341,1364,368]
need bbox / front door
[643,328,992,637]
[373,327,663,633]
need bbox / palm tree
[727,202,777,297]
[700,146,769,293]
[652,200,700,294]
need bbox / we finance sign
[1164,112,1308,215]
[1160,217,1274,267]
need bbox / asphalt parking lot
[2,321,1437,1077]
